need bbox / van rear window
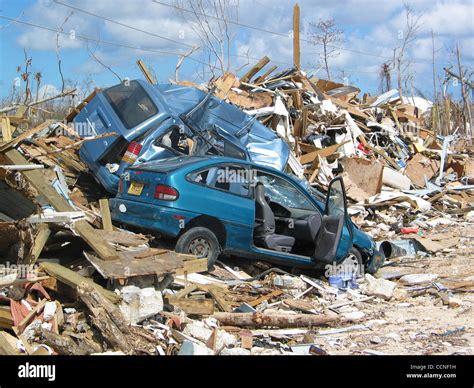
[104,81,158,129]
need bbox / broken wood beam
[299,141,350,165]
[3,149,119,261]
[99,198,113,232]
[213,312,339,328]
[26,223,51,264]
[40,262,121,304]
[166,298,214,315]
[240,56,270,83]
[137,59,157,85]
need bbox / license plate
[128,181,144,196]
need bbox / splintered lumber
[40,262,120,304]
[77,283,159,354]
[0,306,14,329]
[77,283,133,353]
[1,116,13,142]
[26,223,51,264]
[0,120,53,152]
[166,298,214,315]
[38,327,101,355]
[254,65,278,84]
[299,141,350,165]
[3,149,119,261]
[240,56,270,83]
[137,59,157,85]
[0,331,20,355]
[99,199,113,232]
[213,312,339,328]
[16,298,48,334]
[247,289,283,307]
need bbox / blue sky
[1,0,473,100]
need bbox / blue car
[109,156,385,273]
[73,80,289,193]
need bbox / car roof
[130,155,254,173]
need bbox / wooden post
[293,3,301,69]
[137,59,157,85]
[99,198,113,232]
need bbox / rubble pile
[0,56,472,356]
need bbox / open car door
[312,176,347,264]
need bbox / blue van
[73,80,289,193]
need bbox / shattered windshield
[256,172,317,211]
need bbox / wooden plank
[174,257,208,276]
[0,120,53,152]
[0,331,19,355]
[1,116,12,142]
[240,56,270,83]
[171,284,198,299]
[17,298,48,334]
[166,298,214,315]
[299,141,350,165]
[293,3,300,68]
[3,149,119,261]
[326,96,370,120]
[99,199,113,232]
[137,59,157,85]
[248,289,283,307]
[254,65,278,84]
[40,262,121,304]
[26,224,51,264]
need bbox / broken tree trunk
[213,312,339,328]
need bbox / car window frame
[253,169,318,212]
[185,163,253,199]
[104,81,159,130]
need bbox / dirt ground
[310,222,474,355]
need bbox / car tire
[338,247,364,278]
[175,227,220,270]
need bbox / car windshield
[104,81,158,129]
[256,173,316,211]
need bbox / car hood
[153,84,290,171]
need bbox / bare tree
[86,41,122,83]
[21,49,32,105]
[175,0,239,78]
[175,46,200,82]
[394,4,422,100]
[309,18,343,80]
[455,44,472,137]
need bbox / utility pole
[293,3,300,69]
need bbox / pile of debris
[0,56,473,356]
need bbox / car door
[313,176,352,264]
[186,163,255,251]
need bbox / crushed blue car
[73,80,290,193]
[109,155,385,273]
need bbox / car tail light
[121,141,142,164]
[154,185,179,201]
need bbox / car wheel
[338,247,364,278]
[175,227,220,270]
